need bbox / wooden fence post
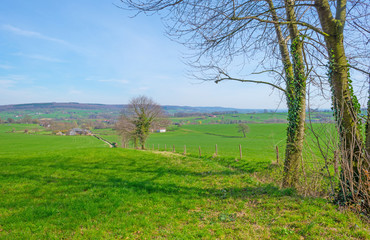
[239,144,242,160]
[158,144,159,150]
[173,144,175,152]
[275,146,279,164]
[199,146,201,157]
[184,145,186,155]
[215,144,218,156]
[334,150,338,175]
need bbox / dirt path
[92,134,115,148]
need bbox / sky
[0,0,334,109]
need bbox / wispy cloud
[130,86,150,95]
[0,64,14,69]
[0,75,27,88]
[14,53,64,63]
[2,24,68,45]
[68,89,83,95]
[97,79,130,85]
[0,79,16,88]
[138,86,149,91]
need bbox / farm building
[69,128,91,136]
[157,128,166,133]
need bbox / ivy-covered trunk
[315,0,369,210]
[328,40,363,162]
[267,0,307,188]
[281,0,307,188]
[367,86,370,156]
[283,76,306,188]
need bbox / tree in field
[120,0,370,203]
[238,123,249,138]
[116,114,137,148]
[120,0,309,188]
[116,96,169,149]
[21,115,33,124]
[7,118,15,123]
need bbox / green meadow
[147,124,286,160]
[0,124,369,239]
[170,111,333,124]
[96,123,323,164]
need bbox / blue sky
[0,0,331,109]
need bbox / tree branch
[231,15,329,37]
[215,77,286,93]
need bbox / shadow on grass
[0,150,297,225]
[184,154,272,174]
[0,155,294,201]
[203,132,243,138]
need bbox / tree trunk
[366,83,370,156]
[267,0,307,188]
[315,0,368,208]
[316,0,364,159]
[281,0,307,188]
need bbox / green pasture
[93,123,336,168]
[0,109,118,121]
[171,112,287,124]
[95,124,286,159]
[0,110,335,125]
[147,124,286,164]
[91,123,287,175]
[171,111,334,124]
[0,124,368,239]
[0,125,107,154]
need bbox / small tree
[7,118,15,123]
[238,123,249,138]
[21,115,33,124]
[116,96,168,149]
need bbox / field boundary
[92,134,115,147]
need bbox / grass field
[170,111,335,124]
[94,123,287,160]
[95,123,305,168]
[0,109,118,121]
[1,123,369,239]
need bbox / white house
[69,128,91,136]
[157,128,166,133]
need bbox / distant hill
[0,102,125,111]
[0,102,280,114]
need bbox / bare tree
[238,123,249,138]
[116,96,169,149]
[115,114,137,148]
[119,1,370,209]
[120,0,309,188]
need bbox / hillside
[0,124,368,239]
[0,102,278,114]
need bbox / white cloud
[0,79,16,88]
[68,89,83,95]
[0,75,28,88]
[138,86,149,91]
[98,79,130,85]
[14,53,64,63]
[0,64,14,69]
[2,24,68,45]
